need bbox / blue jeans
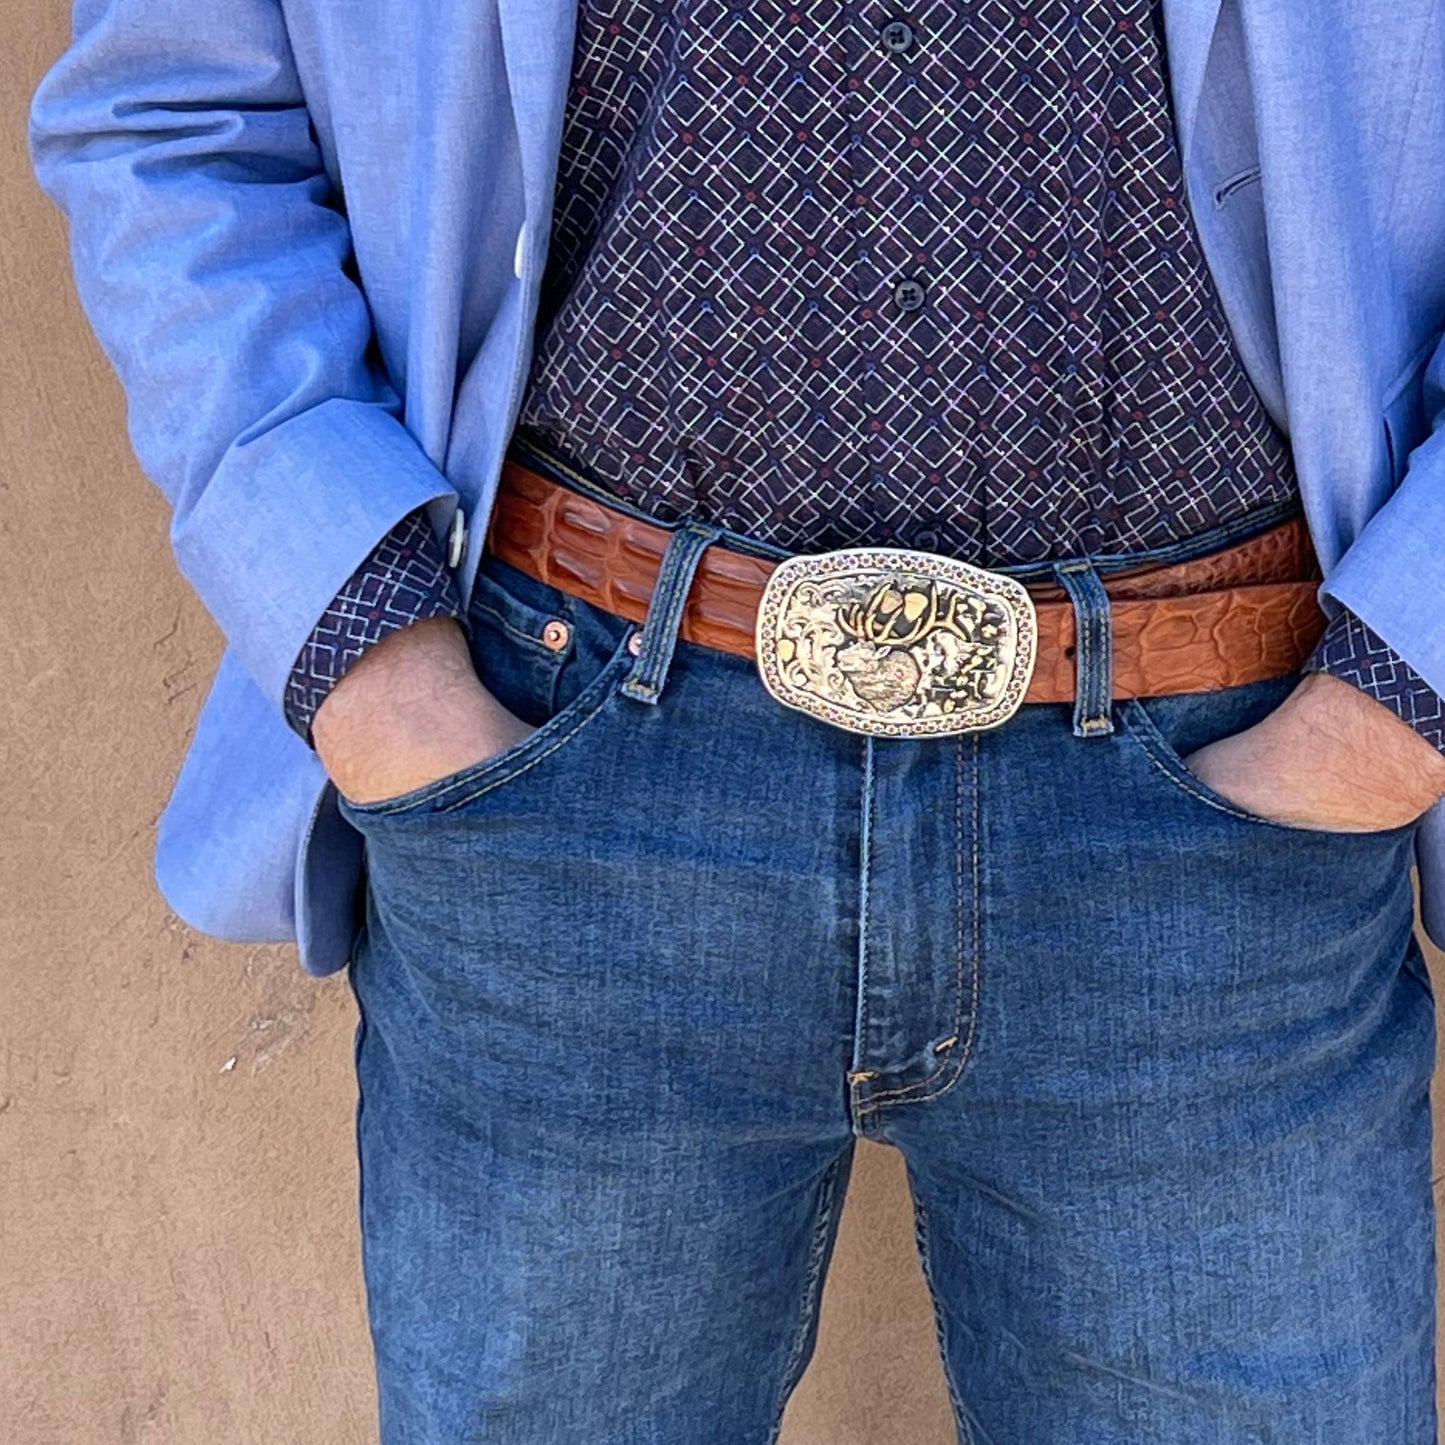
[337,525,1437,1443]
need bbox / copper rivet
[627,631,643,656]
[541,619,570,652]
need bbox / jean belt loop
[1051,560,1115,738]
[620,519,726,705]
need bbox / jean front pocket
[1119,672,1422,849]
[335,554,637,827]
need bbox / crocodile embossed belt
[483,454,1329,738]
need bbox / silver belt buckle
[755,547,1039,738]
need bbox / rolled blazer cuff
[168,401,459,716]
[1317,421,1445,709]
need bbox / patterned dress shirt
[283,0,1445,756]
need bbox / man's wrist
[1305,607,1445,756]
[284,506,467,747]
[1278,669,1445,813]
[309,613,536,806]
[311,614,477,756]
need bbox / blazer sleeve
[1317,336,1445,703]
[27,0,458,719]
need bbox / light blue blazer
[27,0,1445,974]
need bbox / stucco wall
[3,8,1440,1442]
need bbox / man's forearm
[1305,607,1445,757]
[285,506,467,749]
[311,613,535,806]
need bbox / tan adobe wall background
[3,6,1441,1441]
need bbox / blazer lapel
[496,0,579,216]
[1160,0,1224,160]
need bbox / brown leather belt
[484,456,1327,710]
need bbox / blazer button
[446,507,468,568]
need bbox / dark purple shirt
[282,0,1444,755]
[519,0,1296,562]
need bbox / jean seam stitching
[620,553,684,698]
[1133,724,1261,823]
[1124,699,1419,844]
[467,598,567,655]
[911,1191,975,1445]
[351,639,633,817]
[861,732,980,1112]
[923,731,983,1108]
[852,737,875,1119]
[930,731,983,1109]
[767,1153,849,1442]
[1090,575,1113,730]
[858,736,969,1109]
[1077,572,1094,730]
[621,520,722,701]
[439,660,627,809]
[1122,698,1307,828]
[1056,561,1114,736]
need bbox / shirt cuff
[1303,607,1445,755]
[283,506,466,748]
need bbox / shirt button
[880,18,915,53]
[911,527,940,551]
[893,277,927,312]
[446,506,468,568]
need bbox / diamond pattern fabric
[283,507,463,745]
[517,0,1298,566]
[284,0,1445,762]
[1307,610,1445,755]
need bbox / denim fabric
[336,542,1437,1445]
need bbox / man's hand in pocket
[1181,670,1445,833]
[312,616,535,806]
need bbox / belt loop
[1051,561,1115,738]
[620,519,726,706]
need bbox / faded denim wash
[337,511,1437,1444]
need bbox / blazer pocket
[1212,165,1261,208]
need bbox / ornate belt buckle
[755,547,1038,738]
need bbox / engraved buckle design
[755,548,1038,738]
